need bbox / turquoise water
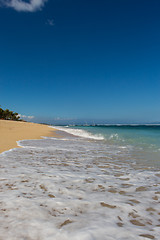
[68,125,160,168]
[1,125,160,239]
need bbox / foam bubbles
[52,126,104,140]
[0,136,159,239]
[109,133,119,140]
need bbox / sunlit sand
[0,120,57,153]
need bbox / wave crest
[51,126,104,140]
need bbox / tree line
[0,106,21,121]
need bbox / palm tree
[0,106,4,119]
[0,106,21,121]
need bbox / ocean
[0,125,160,239]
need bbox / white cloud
[19,114,34,119]
[53,117,74,121]
[46,18,55,26]
[0,0,48,12]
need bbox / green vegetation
[0,106,21,121]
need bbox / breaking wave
[52,126,104,140]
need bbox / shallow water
[60,125,160,168]
[0,126,160,239]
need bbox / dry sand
[0,120,57,153]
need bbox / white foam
[0,147,18,156]
[0,137,159,240]
[51,126,104,140]
[109,133,119,140]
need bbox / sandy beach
[0,120,56,153]
[0,124,159,239]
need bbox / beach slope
[0,120,56,153]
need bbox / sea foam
[0,127,160,240]
[52,126,104,140]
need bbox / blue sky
[0,0,160,124]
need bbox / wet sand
[0,120,57,153]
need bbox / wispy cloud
[19,114,34,120]
[0,0,48,12]
[53,117,74,121]
[46,18,55,26]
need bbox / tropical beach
[0,122,160,239]
[1,0,160,239]
[0,120,57,153]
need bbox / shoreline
[0,120,57,154]
[0,121,159,239]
